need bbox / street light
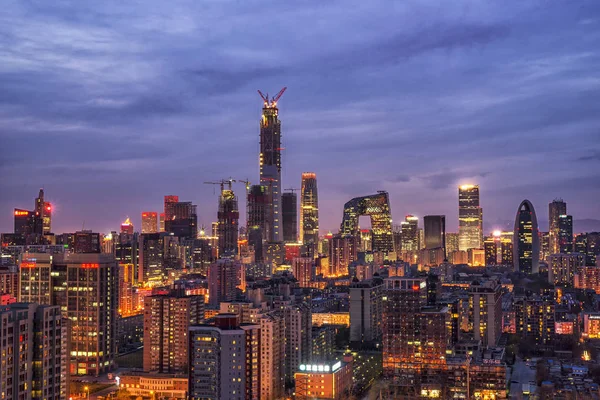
[84,386,89,400]
[150,390,155,400]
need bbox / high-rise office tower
[138,233,164,284]
[349,278,383,344]
[458,184,483,251]
[163,195,179,222]
[558,214,574,253]
[283,303,312,382]
[549,198,567,254]
[19,253,118,376]
[208,259,241,307]
[513,200,540,274]
[120,217,134,234]
[424,215,446,256]
[73,230,101,253]
[0,303,67,400]
[217,186,239,257]
[548,253,585,285]
[0,266,19,300]
[300,173,319,249]
[118,263,135,316]
[468,280,503,347]
[35,188,52,234]
[445,232,459,254]
[247,185,269,262]
[13,208,34,235]
[159,213,165,232]
[328,234,357,277]
[484,236,498,266]
[142,212,158,234]
[292,257,313,287]
[165,201,197,239]
[341,191,395,255]
[282,191,298,242]
[188,314,260,400]
[260,312,286,400]
[400,215,419,252]
[143,294,204,373]
[258,88,286,243]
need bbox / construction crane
[203,178,236,194]
[257,87,287,108]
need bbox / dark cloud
[1,1,600,233]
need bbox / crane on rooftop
[257,87,287,108]
[203,178,236,194]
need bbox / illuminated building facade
[259,89,286,243]
[73,230,101,253]
[35,188,52,234]
[513,199,540,274]
[282,191,297,242]
[558,214,574,253]
[284,303,312,382]
[515,296,555,346]
[143,294,204,373]
[583,312,600,339]
[163,195,179,222]
[574,265,600,292]
[119,373,188,399]
[312,312,350,327]
[294,358,353,400]
[458,185,483,251]
[188,314,260,400]
[165,201,197,239]
[118,263,136,316]
[208,258,241,307]
[548,253,585,285]
[300,172,319,251]
[0,303,67,400]
[328,234,357,276]
[292,257,313,287]
[445,232,459,254]
[259,312,286,400]
[340,192,395,255]
[159,213,165,232]
[549,198,567,254]
[468,280,503,347]
[217,187,239,257]
[138,233,165,284]
[401,215,419,252]
[141,212,158,234]
[247,184,269,262]
[484,236,498,265]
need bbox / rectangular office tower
[458,185,483,251]
[424,215,446,253]
[188,314,260,400]
[19,252,118,376]
[0,303,67,400]
[142,212,158,233]
[282,191,298,242]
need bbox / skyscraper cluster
[2,89,600,400]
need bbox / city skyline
[1,1,600,234]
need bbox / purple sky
[1,1,600,235]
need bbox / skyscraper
[292,257,313,287]
[423,215,446,254]
[468,280,503,347]
[282,191,298,242]
[143,294,204,373]
[458,185,483,251]
[121,217,134,234]
[349,278,383,344]
[138,233,165,284]
[163,195,179,222]
[217,186,239,257]
[283,303,312,382]
[558,214,574,253]
[340,191,394,255]
[549,198,567,254]
[259,312,286,399]
[208,259,241,307]
[0,303,67,400]
[188,314,261,400]
[513,200,540,274]
[400,215,419,252]
[258,88,286,243]
[19,252,118,376]
[165,201,197,239]
[35,188,52,234]
[142,212,158,234]
[300,172,319,249]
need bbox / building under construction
[258,87,286,243]
[205,180,239,258]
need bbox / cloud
[578,152,600,162]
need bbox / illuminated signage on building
[299,361,343,373]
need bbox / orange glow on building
[81,263,99,269]
[14,210,29,216]
[20,262,37,268]
[294,358,353,400]
[555,321,574,335]
[312,312,350,327]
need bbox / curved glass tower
[513,199,540,274]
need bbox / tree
[115,389,132,400]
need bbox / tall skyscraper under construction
[458,185,483,251]
[258,87,286,243]
[300,173,319,249]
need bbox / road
[89,385,118,400]
[510,358,536,399]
